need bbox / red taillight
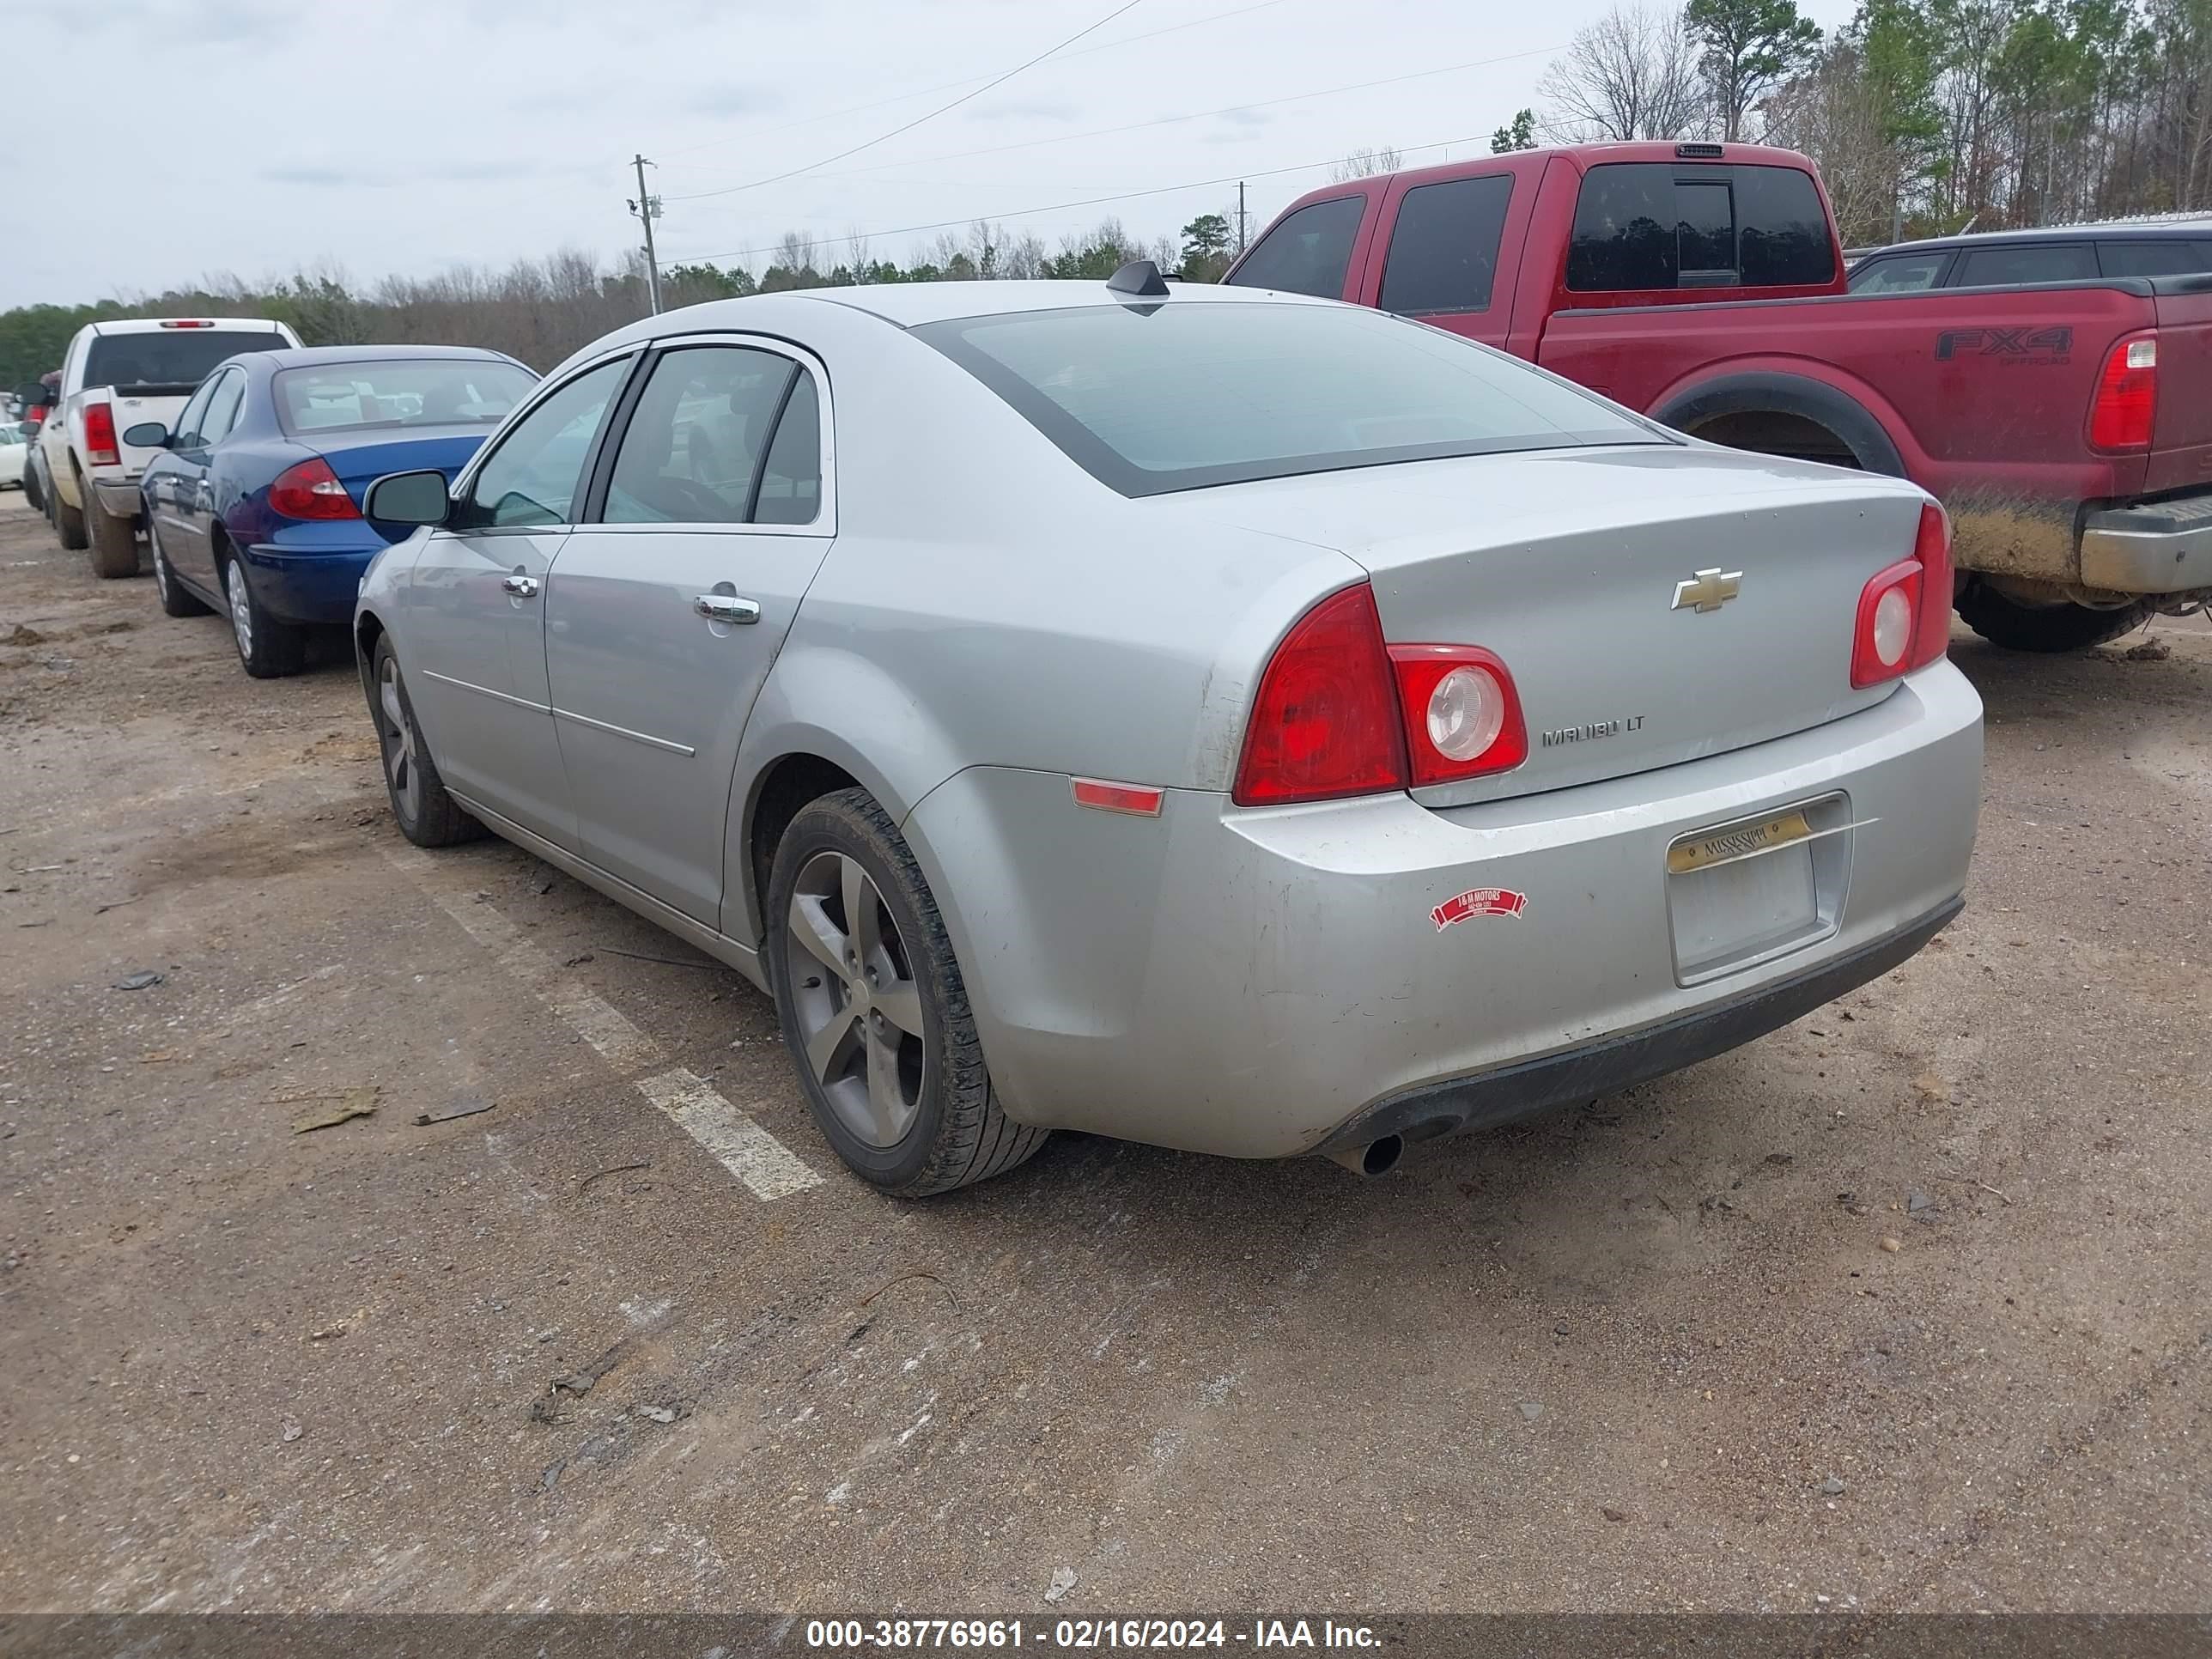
[1387,644,1528,785]
[159,319,216,328]
[2088,332,2157,451]
[1909,500,1952,670]
[1233,585,1407,806]
[82,402,119,466]
[1234,584,1530,806]
[268,456,361,520]
[1852,501,1953,688]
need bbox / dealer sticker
[1431,887,1528,930]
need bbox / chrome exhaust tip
[1324,1134,1404,1177]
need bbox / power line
[663,0,1147,205]
[652,0,1294,166]
[658,128,1503,267]
[665,42,1566,204]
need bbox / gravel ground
[0,495,2207,1615]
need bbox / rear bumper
[2079,492,2212,592]
[240,543,378,624]
[89,475,143,518]
[1320,895,1959,1156]
[906,661,1983,1160]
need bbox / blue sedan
[133,345,538,677]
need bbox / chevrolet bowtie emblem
[1671,567,1743,613]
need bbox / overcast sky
[4,0,1858,310]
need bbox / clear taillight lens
[1388,645,1528,786]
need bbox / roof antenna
[1106,258,1170,298]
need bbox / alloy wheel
[783,849,927,1148]
[227,563,253,660]
[376,658,422,823]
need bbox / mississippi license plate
[1667,808,1814,876]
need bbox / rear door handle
[693,593,762,625]
[501,573,541,598]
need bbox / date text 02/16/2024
[803,1619,1383,1649]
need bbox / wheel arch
[1650,367,1910,478]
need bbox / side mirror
[365,469,450,526]
[123,422,170,448]
[30,385,58,409]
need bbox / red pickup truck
[1224,142,2212,653]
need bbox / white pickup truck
[37,317,299,575]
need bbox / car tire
[54,471,88,551]
[221,551,307,678]
[768,787,1049,1196]
[86,486,139,579]
[1957,584,2152,653]
[368,635,483,848]
[21,463,42,514]
[149,519,210,617]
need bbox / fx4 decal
[1936,326,2073,363]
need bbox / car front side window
[169,377,221,450]
[454,356,631,531]
[196,370,247,448]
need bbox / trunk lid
[316,427,495,539]
[1192,444,1931,806]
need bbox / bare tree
[1535,5,1707,141]
[1762,38,1893,243]
[1327,144,1405,182]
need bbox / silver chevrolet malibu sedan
[354,269,1982,1194]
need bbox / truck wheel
[768,787,1049,1196]
[1957,584,2152,653]
[86,488,140,579]
[54,472,88,552]
[22,462,42,514]
[222,552,307,678]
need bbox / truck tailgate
[2147,281,2212,496]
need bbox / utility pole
[1237,181,1248,252]
[629,155,664,315]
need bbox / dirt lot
[1,493,2207,1616]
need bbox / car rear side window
[2096,240,2210,277]
[454,356,629,531]
[603,344,816,526]
[1224,197,1366,299]
[1377,174,1513,315]
[1848,252,1952,293]
[1566,163,1834,291]
[83,330,289,395]
[1955,243,2099,286]
[916,300,1665,498]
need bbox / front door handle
[501,572,541,599]
[693,593,762,625]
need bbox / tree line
[0,217,1229,386]
[1512,0,2211,244]
[8,0,2203,384]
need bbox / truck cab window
[1568,163,1833,291]
[1225,197,1366,300]
[1378,175,1513,315]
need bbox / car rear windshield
[83,330,291,394]
[273,359,538,436]
[914,301,1666,496]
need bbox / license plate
[1667,808,1814,875]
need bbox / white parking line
[636,1067,823,1199]
[368,829,820,1197]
